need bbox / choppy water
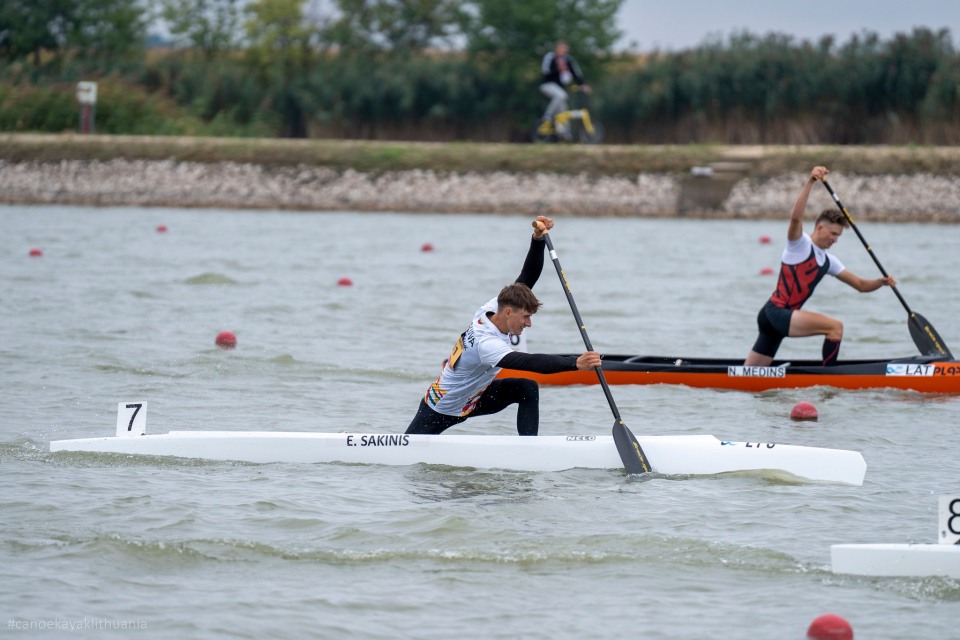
[2,205,959,639]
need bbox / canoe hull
[499,354,960,393]
[831,544,960,578]
[49,431,866,485]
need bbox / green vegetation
[1,1,958,145]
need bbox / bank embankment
[2,134,958,221]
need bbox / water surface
[2,205,959,639]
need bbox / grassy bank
[2,133,960,176]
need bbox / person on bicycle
[539,41,591,133]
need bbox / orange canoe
[498,354,960,393]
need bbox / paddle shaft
[820,178,952,357]
[820,179,911,311]
[541,232,652,475]
[541,234,621,416]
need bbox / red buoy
[759,235,771,244]
[806,613,852,640]
[28,248,43,257]
[760,267,774,275]
[215,331,237,348]
[790,401,819,421]
[421,242,434,252]
[337,277,353,287]
[156,225,168,233]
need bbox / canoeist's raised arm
[515,215,555,287]
[497,350,600,373]
[836,270,897,292]
[788,166,828,241]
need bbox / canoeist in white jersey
[406,216,601,436]
[744,166,896,367]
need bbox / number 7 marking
[125,403,143,432]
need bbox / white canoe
[49,431,866,485]
[831,495,960,578]
[831,544,960,578]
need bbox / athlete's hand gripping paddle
[539,227,652,476]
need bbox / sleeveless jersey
[425,297,517,417]
[770,233,845,310]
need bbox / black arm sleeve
[497,351,578,374]
[515,236,546,288]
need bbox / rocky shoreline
[1,158,958,221]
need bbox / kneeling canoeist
[406,216,601,436]
[744,165,896,367]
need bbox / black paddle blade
[908,312,954,359]
[612,420,653,476]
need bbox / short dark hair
[497,283,542,314]
[815,209,849,228]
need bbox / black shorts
[751,301,793,358]
[405,378,540,436]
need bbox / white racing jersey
[478,297,528,351]
[783,233,845,274]
[425,297,526,417]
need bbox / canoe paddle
[819,178,953,359]
[540,230,653,476]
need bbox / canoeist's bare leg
[791,310,844,365]
[744,350,773,366]
[788,310,843,340]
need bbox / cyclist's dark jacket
[540,52,585,86]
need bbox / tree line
[2,0,958,144]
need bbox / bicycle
[530,86,604,144]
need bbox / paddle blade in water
[909,312,953,358]
[612,420,652,476]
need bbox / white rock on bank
[0,159,956,221]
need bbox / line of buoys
[807,613,852,639]
[759,234,774,276]
[791,401,819,421]
[215,331,237,349]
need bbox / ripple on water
[184,273,239,285]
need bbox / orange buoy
[790,401,819,421]
[28,248,43,257]
[759,235,771,244]
[806,613,852,639]
[760,267,774,275]
[421,242,434,252]
[337,277,353,287]
[215,331,237,348]
[156,225,168,233]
